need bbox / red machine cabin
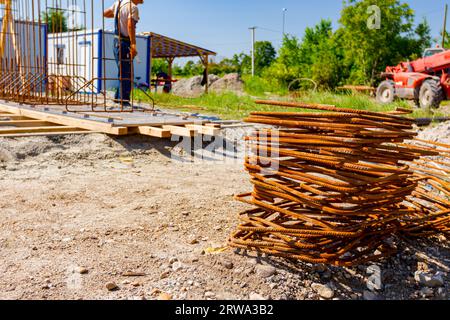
[377,47,450,108]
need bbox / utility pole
[443,4,448,48]
[249,26,257,77]
[282,8,288,37]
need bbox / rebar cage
[0,0,135,112]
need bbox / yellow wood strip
[185,124,220,136]
[163,125,198,137]
[0,126,81,134]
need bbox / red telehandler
[376,47,450,108]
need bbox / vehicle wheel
[419,79,444,109]
[376,81,395,104]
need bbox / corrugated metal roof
[141,32,216,58]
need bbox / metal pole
[443,4,448,48]
[282,8,287,37]
[249,26,256,77]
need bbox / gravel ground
[0,125,449,300]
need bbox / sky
[100,0,450,60]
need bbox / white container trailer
[0,20,47,92]
[47,29,150,94]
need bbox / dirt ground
[0,130,449,300]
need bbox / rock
[131,281,141,287]
[313,264,327,273]
[189,239,199,245]
[367,265,383,291]
[436,288,447,300]
[77,267,89,275]
[210,73,244,94]
[255,265,277,278]
[249,292,267,300]
[363,290,382,301]
[158,292,172,300]
[420,287,434,298]
[150,288,161,296]
[204,291,215,298]
[172,75,220,98]
[223,261,234,270]
[121,280,131,285]
[414,271,445,288]
[169,257,178,265]
[106,282,119,291]
[172,262,184,272]
[321,271,332,280]
[311,283,335,299]
[160,271,171,279]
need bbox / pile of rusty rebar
[229,100,450,266]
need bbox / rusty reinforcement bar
[229,100,450,266]
[0,0,135,111]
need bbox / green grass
[133,89,449,121]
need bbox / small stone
[62,237,72,242]
[158,293,172,300]
[131,281,141,287]
[414,271,445,288]
[367,265,383,291]
[249,292,267,300]
[77,267,89,275]
[255,265,277,278]
[169,257,178,265]
[172,262,184,272]
[311,283,334,299]
[269,283,278,290]
[363,290,381,301]
[106,282,119,291]
[420,287,434,298]
[204,291,215,298]
[150,288,161,296]
[121,280,131,285]
[189,239,199,245]
[321,271,332,280]
[313,264,327,273]
[160,271,170,279]
[350,294,359,300]
[223,261,234,270]
[181,211,190,216]
[436,288,447,300]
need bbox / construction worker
[104,0,144,106]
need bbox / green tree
[254,41,277,74]
[339,0,416,85]
[264,20,343,89]
[42,9,68,33]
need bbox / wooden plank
[0,120,56,127]
[134,126,172,138]
[163,125,198,137]
[205,123,221,128]
[0,126,81,135]
[0,130,95,138]
[185,124,220,136]
[0,115,31,120]
[0,103,128,135]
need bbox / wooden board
[0,102,223,139]
[0,131,96,138]
[0,126,83,135]
[0,103,128,135]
